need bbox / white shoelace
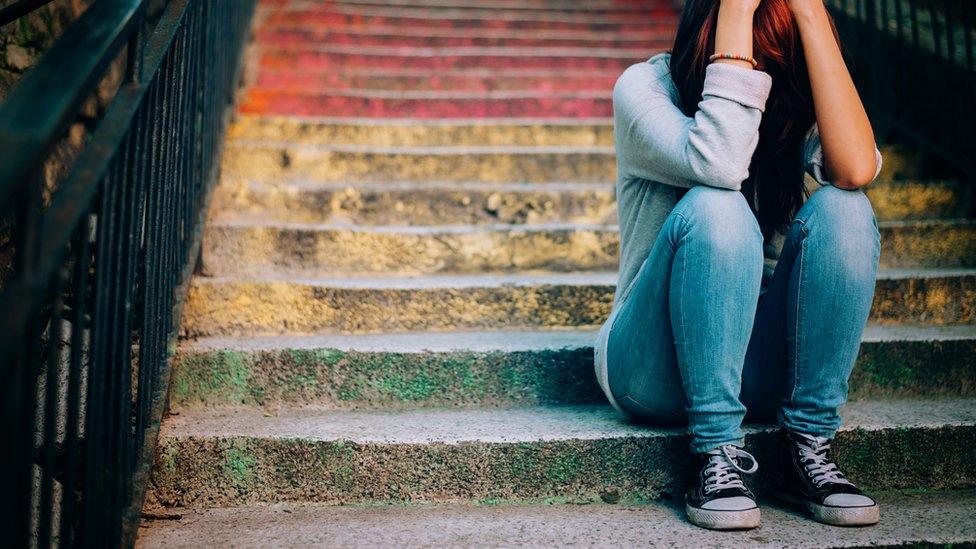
[794,433,854,488]
[703,445,759,494]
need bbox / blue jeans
[605,185,880,453]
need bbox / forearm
[713,2,757,70]
[794,4,878,189]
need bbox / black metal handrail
[0,0,255,546]
[0,0,57,27]
[827,0,976,183]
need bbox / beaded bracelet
[708,52,759,69]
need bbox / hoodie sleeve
[802,123,884,187]
[613,59,773,190]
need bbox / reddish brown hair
[669,0,826,234]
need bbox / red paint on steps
[255,29,673,50]
[259,51,645,71]
[258,0,672,7]
[260,12,677,32]
[252,72,623,92]
[239,91,613,118]
[242,0,681,118]
[260,5,677,24]
[259,0,676,14]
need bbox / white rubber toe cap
[823,493,876,507]
[701,496,758,511]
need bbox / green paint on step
[221,446,257,493]
[851,339,976,398]
[147,420,976,508]
[171,336,976,410]
[171,351,255,406]
[171,346,602,410]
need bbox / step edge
[190,267,976,289]
[225,140,617,154]
[177,324,976,353]
[203,218,976,232]
[157,398,976,444]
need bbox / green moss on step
[850,340,976,398]
[221,445,257,493]
[545,453,583,484]
[172,335,975,411]
[148,423,975,507]
[171,351,254,406]
[171,346,603,409]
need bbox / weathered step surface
[240,89,618,118]
[261,3,676,22]
[225,118,937,168]
[255,49,648,74]
[147,398,976,507]
[201,222,621,276]
[259,0,673,11]
[879,219,976,267]
[256,27,671,50]
[218,138,937,187]
[260,12,678,33]
[181,270,976,337]
[139,489,976,549]
[865,178,973,221]
[251,71,624,92]
[212,178,971,225]
[172,325,976,410]
[200,219,976,277]
[211,181,618,226]
[226,116,614,146]
[220,142,616,184]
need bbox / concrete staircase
[139,0,976,546]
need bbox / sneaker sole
[775,491,880,527]
[685,504,761,530]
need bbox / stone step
[200,219,976,277]
[212,178,971,225]
[256,48,648,74]
[211,181,619,225]
[180,269,976,337]
[240,88,619,118]
[146,398,976,507]
[879,219,976,267]
[262,0,672,12]
[219,140,925,185]
[261,10,678,33]
[253,70,624,92]
[220,142,616,184]
[226,116,615,146]
[228,117,935,158]
[138,489,976,548]
[865,179,973,221]
[172,324,976,410]
[262,1,677,22]
[256,27,671,50]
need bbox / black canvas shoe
[685,444,761,530]
[776,430,880,526]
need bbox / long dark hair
[669,0,822,235]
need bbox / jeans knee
[798,185,881,272]
[675,186,763,259]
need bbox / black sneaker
[776,430,880,526]
[685,444,761,530]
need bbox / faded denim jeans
[604,184,881,453]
